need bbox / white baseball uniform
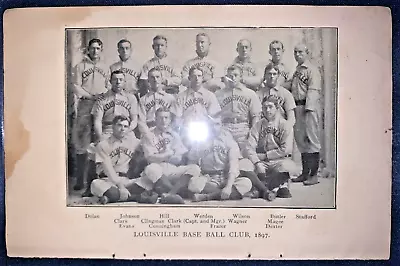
[257,84,296,120]
[108,57,141,95]
[231,57,263,90]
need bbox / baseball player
[176,66,221,147]
[139,35,182,95]
[266,40,291,89]
[231,39,263,91]
[138,67,178,135]
[257,64,296,128]
[89,115,142,204]
[290,44,321,186]
[140,107,201,203]
[186,116,252,202]
[215,64,262,153]
[71,38,109,191]
[92,70,139,140]
[181,33,225,92]
[108,39,142,97]
[242,95,297,200]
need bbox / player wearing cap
[243,95,297,200]
[257,64,296,128]
[290,44,321,186]
[186,116,252,202]
[181,33,225,92]
[139,35,182,95]
[108,39,142,97]
[89,116,142,204]
[140,107,201,204]
[265,40,291,89]
[71,38,109,191]
[138,68,178,135]
[231,39,263,91]
[176,66,221,147]
[215,64,262,153]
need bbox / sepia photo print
[66,27,338,208]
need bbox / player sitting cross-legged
[186,116,252,202]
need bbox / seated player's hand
[221,185,233,200]
[118,187,131,202]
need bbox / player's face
[262,101,278,121]
[269,43,284,61]
[148,71,163,91]
[156,111,171,131]
[88,42,102,60]
[196,36,210,56]
[294,45,307,64]
[111,73,125,92]
[189,69,204,88]
[237,40,251,59]
[226,68,242,87]
[264,68,279,87]
[212,119,222,135]
[118,42,131,61]
[113,120,130,139]
[152,39,167,58]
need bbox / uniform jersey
[231,57,263,90]
[257,85,296,119]
[72,55,109,96]
[187,129,240,178]
[291,61,321,111]
[139,90,178,126]
[182,56,224,82]
[215,84,262,122]
[266,60,291,86]
[176,86,221,125]
[96,134,141,174]
[246,115,293,163]
[142,127,188,159]
[108,58,141,94]
[92,89,139,125]
[140,55,181,86]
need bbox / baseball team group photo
[66,27,337,208]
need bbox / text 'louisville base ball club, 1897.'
[67,30,331,206]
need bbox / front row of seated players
[89,94,295,204]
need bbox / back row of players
[71,33,322,204]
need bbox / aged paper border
[4,6,392,259]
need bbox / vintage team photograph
[66,27,337,208]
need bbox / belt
[295,99,306,106]
[202,170,225,175]
[103,121,113,125]
[147,121,156,128]
[222,117,248,124]
[99,172,128,178]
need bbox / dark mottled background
[0,0,398,265]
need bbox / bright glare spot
[188,121,209,142]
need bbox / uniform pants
[73,100,95,155]
[91,175,136,201]
[188,174,252,196]
[135,163,201,191]
[223,122,250,155]
[294,106,321,153]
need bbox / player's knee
[185,164,201,177]
[90,179,110,197]
[235,177,252,196]
[188,176,207,194]
[143,163,163,183]
[104,187,120,203]
[239,158,254,172]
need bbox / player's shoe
[138,191,159,204]
[160,193,185,204]
[303,175,319,186]
[276,187,292,198]
[291,174,308,183]
[263,190,277,201]
[99,195,109,204]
